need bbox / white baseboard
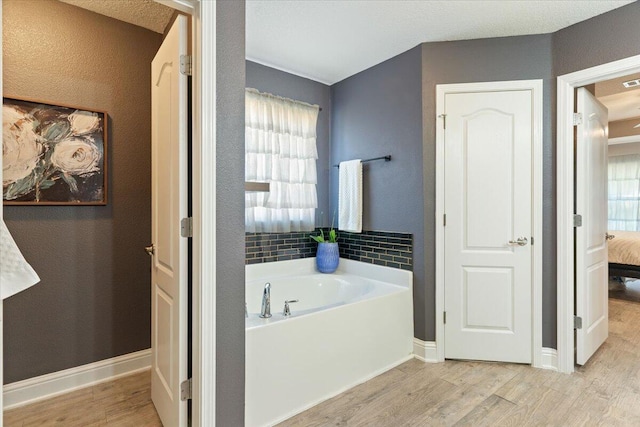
[413,338,439,363]
[541,347,558,371]
[3,348,151,410]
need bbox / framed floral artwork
[2,97,108,205]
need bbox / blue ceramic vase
[316,242,339,273]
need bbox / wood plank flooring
[3,370,162,427]
[609,277,640,303]
[4,298,640,426]
[279,298,640,426]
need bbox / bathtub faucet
[259,282,272,318]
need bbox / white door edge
[153,1,217,425]
[556,53,640,375]
[434,79,544,366]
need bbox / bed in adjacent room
[609,230,640,279]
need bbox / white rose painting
[2,98,107,205]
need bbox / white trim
[541,347,558,371]
[609,135,640,145]
[191,1,216,426]
[413,338,439,363]
[154,0,195,14]
[150,1,216,425]
[556,54,640,375]
[435,79,544,367]
[2,349,151,411]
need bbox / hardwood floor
[5,298,640,426]
[609,277,640,303]
[3,370,162,427]
[280,298,640,426]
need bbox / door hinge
[180,378,192,401]
[443,311,447,324]
[574,315,583,330]
[443,214,447,226]
[181,217,193,238]
[438,114,447,129]
[573,113,583,126]
[180,55,192,76]
[573,214,583,228]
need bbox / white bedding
[608,230,640,266]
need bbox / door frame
[556,54,640,374]
[159,0,218,425]
[435,80,544,366]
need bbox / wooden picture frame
[2,96,108,205]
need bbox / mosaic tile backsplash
[245,228,412,271]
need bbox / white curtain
[608,154,640,231]
[245,88,319,232]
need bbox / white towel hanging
[338,159,363,233]
[1,220,40,300]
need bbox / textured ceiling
[58,0,174,34]
[247,0,634,85]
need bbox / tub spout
[259,282,272,318]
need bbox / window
[608,154,640,231]
[245,89,319,232]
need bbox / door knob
[508,237,528,246]
[606,233,615,241]
[145,244,155,256]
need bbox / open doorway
[557,54,640,374]
[598,74,640,304]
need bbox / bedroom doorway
[605,75,640,305]
[557,54,640,373]
[575,75,640,367]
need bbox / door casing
[556,54,640,374]
[435,80,544,366]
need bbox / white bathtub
[245,258,414,427]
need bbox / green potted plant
[310,226,339,273]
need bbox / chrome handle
[145,244,155,256]
[508,237,528,246]
[606,233,616,241]
[283,299,299,317]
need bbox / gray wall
[330,46,425,337]
[216,1,246,424]
[421,35,555,344]
[3,0,161,383]
[246,61,332,226]
[553,1,640,77]
[329,37,555,344]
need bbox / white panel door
[444,89,533,363]
[576,88,609,366]
[150,15,189,427]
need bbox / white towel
[338,159,363,233]
[1,220,40,300]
